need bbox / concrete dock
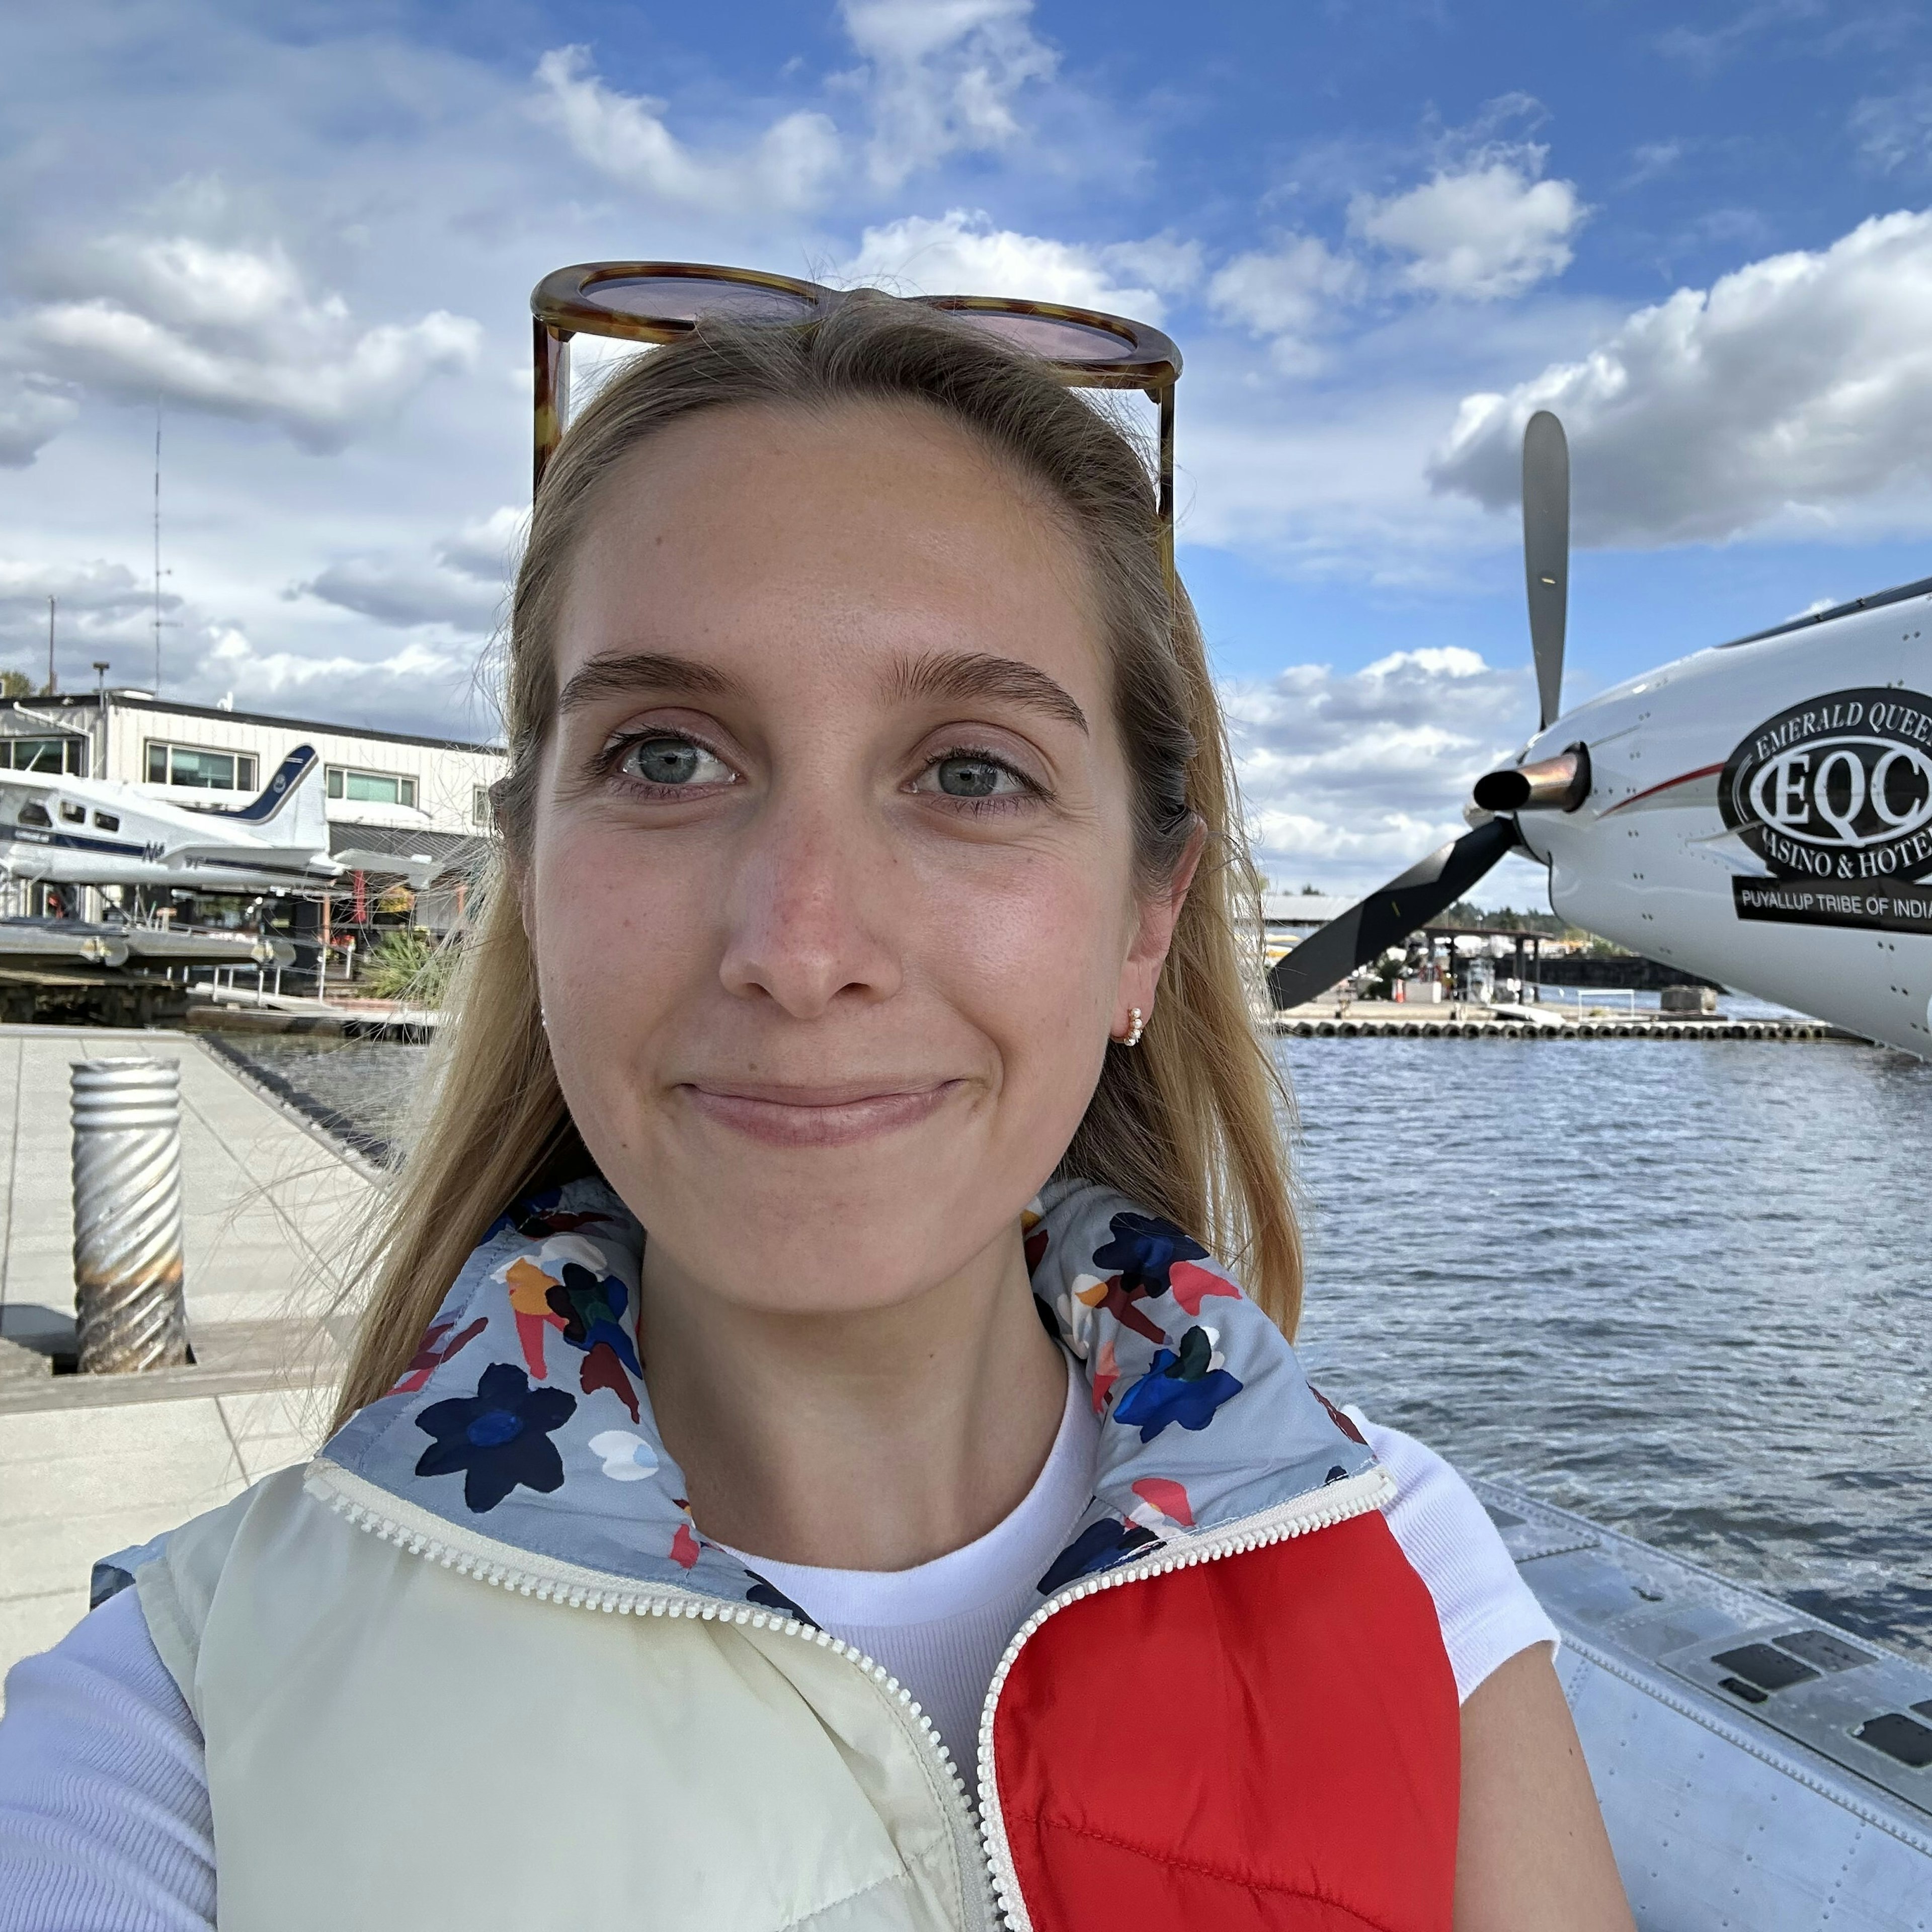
[0,1027,374,1697]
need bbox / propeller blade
[1266,818,1523,1010]
[1522,409,1569,731]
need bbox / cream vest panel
[136,1470,984,1932]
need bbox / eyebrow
[556,651,745,717]
[887,651,1089,735]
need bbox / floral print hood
[315,1175,1377,1615]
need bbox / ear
[1116,822,1208,1023]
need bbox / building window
[146,741,258,791]
[326,765,417,808]
[0,735,87,776]
[472,785,492,827]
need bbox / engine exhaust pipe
[1473,743,1591,814]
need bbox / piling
[70,1058,189,1374]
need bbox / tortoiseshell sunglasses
[530,261,1184,576]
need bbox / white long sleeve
[0,1586,214,1929]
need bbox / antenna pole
[46,596,56,695]
[152,400,162,697]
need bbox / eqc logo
[1720,688,1932,884]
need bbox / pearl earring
[1120,1006,1145,1048]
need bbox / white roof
[1260,893,1356,926]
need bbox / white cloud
[531,6,1063,212]
[200,624,466,703]
[1350,155,1586,301]
[1429,208,1932,545]
[294,559,500,632]
[843,209,1172,317]
[1654,2,1824,75]
[0,375,78,467]
[0,556,182,685]
[839,0,1056,189]
[1203,138,1583,371]
[294,507,523,631]
[435,507,527,583]
[1097,233,1203,297]
[531,46,841,215]
[1226,647,1533,884]
[0,557,152,615]
[1852,82,1932,175]
[9,236,480,454]
[1208,236,1362,371]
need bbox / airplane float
[1268,411,1932,1059]
[0,744,435,901]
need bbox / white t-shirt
[0,1383,1554,1929]
[728,1363,1555,1782]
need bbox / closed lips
[680,1080,960,1146]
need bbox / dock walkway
[0,1026,374,1697]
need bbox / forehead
[559,399,1106,692]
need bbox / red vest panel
[992,1510,1461,1930]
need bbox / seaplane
[0,743,435,899]
[1258,408,1932,1924]
[1268,411,1932,1060]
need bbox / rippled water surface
[228,1028,1932,1653]
[1285,1036,1931,1656]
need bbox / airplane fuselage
[1511,597,1932,1055]
[0,768,342,897]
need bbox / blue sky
[4,1,1932,899]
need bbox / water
[1286,1036,1931,1657]
[223,1028,1932,1655]
[224,1034,427,1162]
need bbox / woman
[0,293,1632,1930]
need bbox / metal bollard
[70,1058,189,1374]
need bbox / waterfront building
[0,689,504,931]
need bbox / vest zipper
[972,1462,1395,1932]
[306,1461,996,1929]
[307,1456,1392,1932]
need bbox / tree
[0,670,31,698]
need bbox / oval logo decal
[1721,688,1932,882]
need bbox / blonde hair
[333,295,1300,1426]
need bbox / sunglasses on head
[530,261,1183,576]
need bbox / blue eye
[619,737,734,787]
[916,754,1029,799]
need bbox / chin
[630,1150,1036,1314]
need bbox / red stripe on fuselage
[1602,761,1725,815]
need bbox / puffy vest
[110,1178,1460,1930]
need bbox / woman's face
[526,399,1187,1316]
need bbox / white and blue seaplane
[1272,414,1932,1928]
[0,743,432,900]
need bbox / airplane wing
[335,848,441,890]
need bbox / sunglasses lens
[947,310,1138,365]
[582,274,821,327]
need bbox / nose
[716,792,903,1018]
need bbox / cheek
[933,843,1127,1079]
[528,821,711,1039]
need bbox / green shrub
[360,926,456,1005]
